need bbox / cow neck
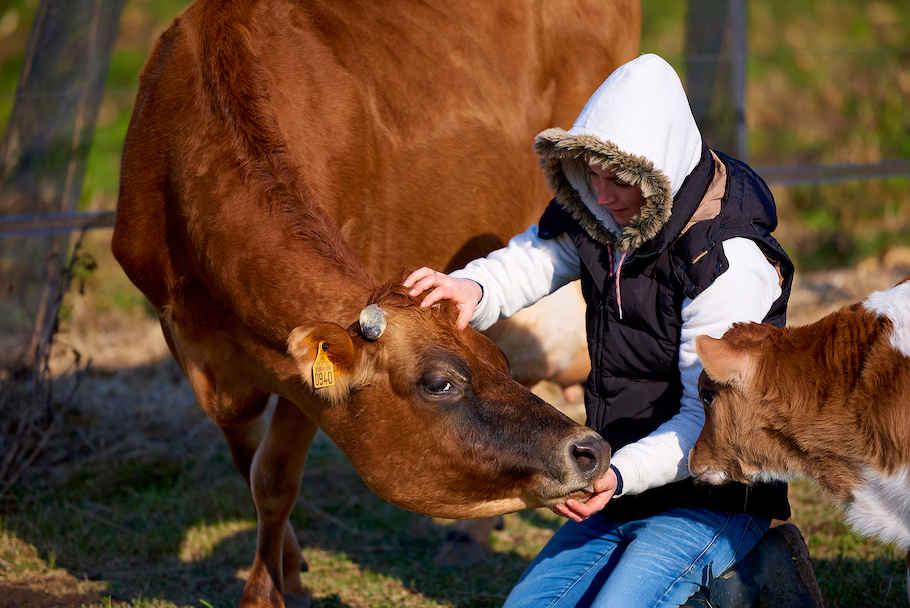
[303,248,376,329]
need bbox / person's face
[587,163,647,227]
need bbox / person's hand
[403,267,483,330]
[550,467,618,522]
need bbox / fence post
[685,0,749,161]
[0,0,126,373]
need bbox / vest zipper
[607,244,628,320]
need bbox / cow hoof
[284,589,312,608]
[433,530,493,567]
[433,516,504,567]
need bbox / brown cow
[688,278,910,603]
[113,0,638,605]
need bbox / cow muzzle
[546,428,611,501]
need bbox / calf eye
[699,388,716,407]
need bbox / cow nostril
[562,434,610,480]
[571,443,598,473]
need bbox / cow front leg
[280,518,307,595]
[242,396,318,608]
[220,396,269,488]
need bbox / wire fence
[680,0,910,186]
[1,0,125,370]
[1,0,908,370]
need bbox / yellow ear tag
[312,341,335,389]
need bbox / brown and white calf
[688,278,910,599]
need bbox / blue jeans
[503,508,770,608]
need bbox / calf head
[287,283,610,519]
[688,322,803,486]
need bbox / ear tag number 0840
[313,341,335,389]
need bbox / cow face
[287,285,610,519]
[688,324,800,486]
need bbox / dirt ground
[2,248,909,608]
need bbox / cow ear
[288,322,360,403]
[695,334,755,386]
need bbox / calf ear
[695,335,755,386]
[288,322,360,403]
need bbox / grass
[0,420,551,608]
[786,478,907,607]
[2,424,907,607]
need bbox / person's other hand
[550,467,618,522]
[403,267,483,330]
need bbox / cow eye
[426,380,453,393]
[700,388,716,408]
[420,376,463,400]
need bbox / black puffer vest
[538,144,794,522]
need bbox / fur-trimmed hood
[534,54,703,252]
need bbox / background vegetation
[641,0,910,271]
[1,1,909,607]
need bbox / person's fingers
[405,269,442,296]
[403,266,436,288]
[554,484,616,522]
[418,285,451,308]
[404,272,479,329]
[551,503,579,522]
[455,306,473,330]
[407,270,451,300]
[578,492,612,516]
[558,502,585,523]
[414,277,468,308]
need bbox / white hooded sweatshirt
[452,54,782,497]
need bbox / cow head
[287,282,610,519]
[688,322,802,486]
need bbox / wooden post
[0,0,126,373]
[684,0,749,161]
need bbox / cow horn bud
[359,304,387,340]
